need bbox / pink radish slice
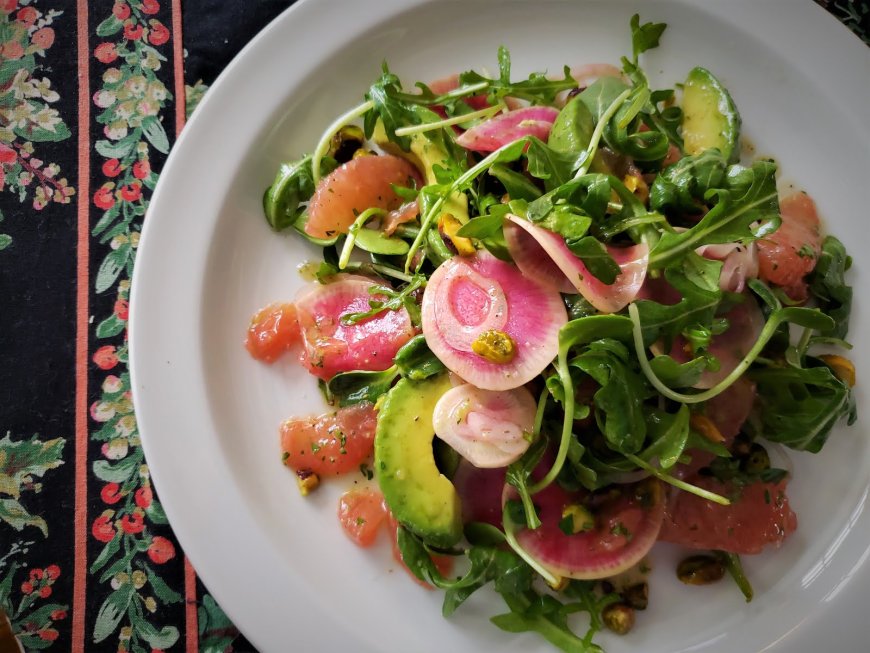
[428,73,492,111]
[511,478,665,580]
[295,275,416,380]
[421,252,566,391]
[666,294,764,389]
[504,217,576,294]
[697,242,759,293]
[432,383,537,468]
[569,63,624,87]
[305,155,423,240]
[456,106,560,152]
[504,215,649,313]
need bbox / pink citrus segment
[338,487,389,548]
[305,154,422,239]
[244,302,300,363]
[758,192,822,301]
[280,403,378,476]
[660,476,797,555]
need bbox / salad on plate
[245,15,856,652]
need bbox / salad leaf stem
[628,303,835,405]
[716,551,753,602]
[502,504,561,587]
[533,387,549,437]
[572,88,632,180]
[405,138,529,272]
[528,351,575,495]
[624,453,730,505]
[338,207,388,269]
[367,263,416,283]
[394,103,504,137]
[311,99,375,183]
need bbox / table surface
[1,1,867,652]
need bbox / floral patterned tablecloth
[0,1,867,652]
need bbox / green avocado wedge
[374,374,462,548]
[681,66,741,163]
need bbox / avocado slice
[372,120,469,223]
[681,67,741,163]
[374,374,462,548]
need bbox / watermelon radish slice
[696,241,759,292]
[421,252,566,391]
[295,275,416,380]
[432,383,537,468]
[511,478,665,580]
[504,214,649,313]
[569,63,624,87]
[456,106,559,152]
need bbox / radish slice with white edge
[456,106,559,152]
[504,214,649,313]
[432,384,537,468]
[504,217,576,294]
[421,252,566,391]
[569,63,624,87]
[507,477,665,580]
[696,242,759,293]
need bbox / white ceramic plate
[130,1,870,651]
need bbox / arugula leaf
[649,149,728,214]
[572,340,649,454]
[748,363,856,453]
[364,65,421,150]
[505,437,548,529]
[646,88,684,151]
[456,212,505,239]
[577,77,631,128]
[263,154,337,231]
[630,13,668,62]
[648,354,707,388]
[458,47,577,106]
[548,94,602,171]
[394,335,445,380]
[648,160,780,268]
[340,275,425,326]
[808,236,853,339]
[325,367,399,407]
[525,137,587,190]
[488,164,543,201]
[604,74,670,162]
[407,137,529,272]
[491,592,603,653]
[570,237,620,284]
[640,405,690,469]
[633,260,721,347]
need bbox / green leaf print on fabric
[0,434,65,536]
[0,6,75,219]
